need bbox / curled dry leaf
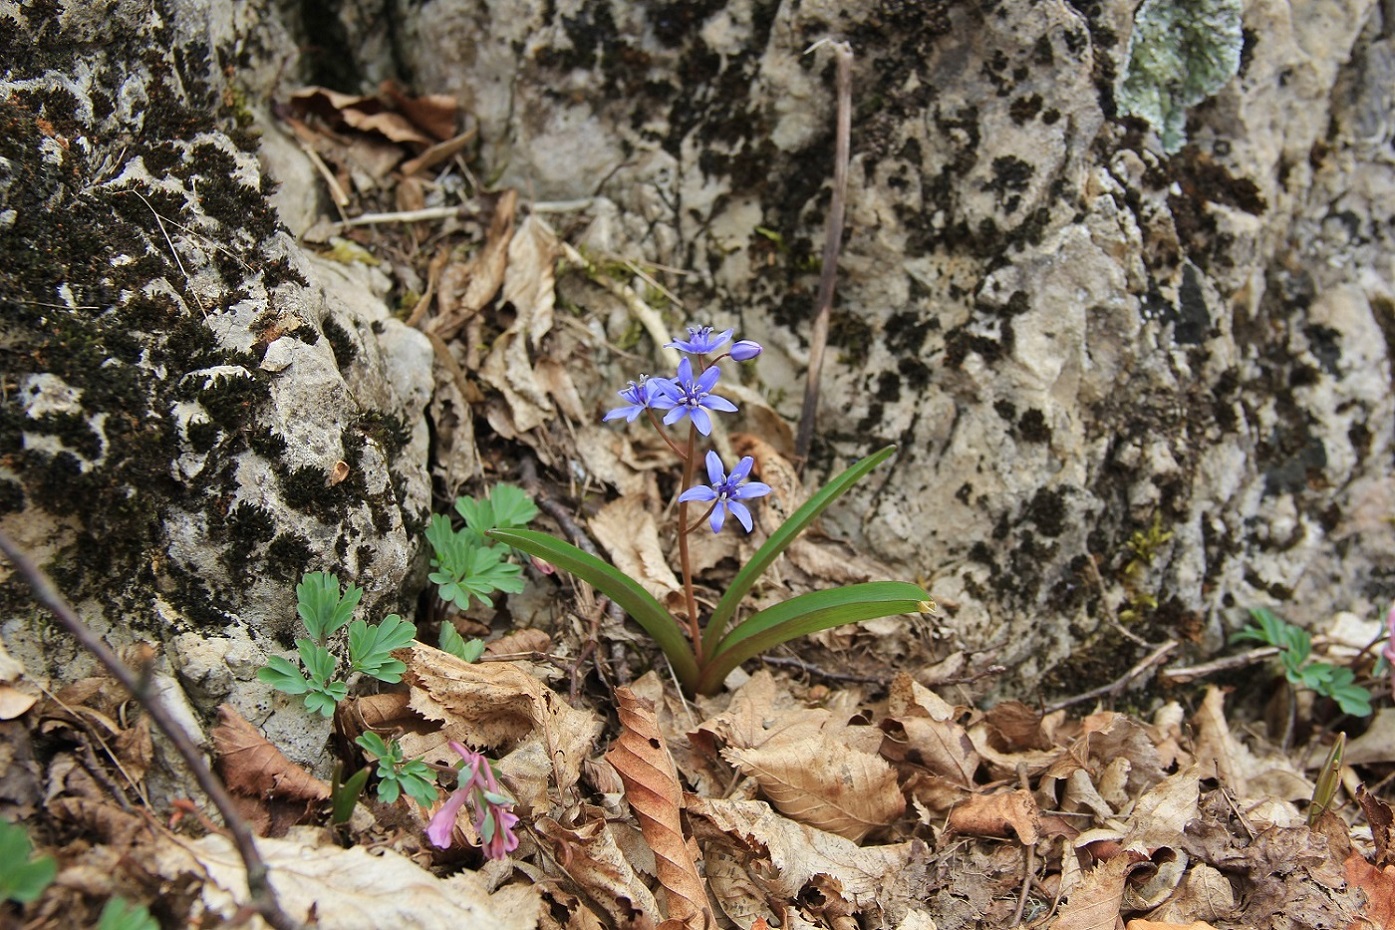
[1049,853,1131,930]
[685,795,929,918]
[398,643,600,797]
[724,734,904,843]
[947,789,1040,845]
[535,815,661,930]
[484,628,553,657]
[211,704,330,836]
[604,687,714,930]
[432,190,516,342]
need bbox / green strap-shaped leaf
[488,528,699,688]
[702,445,899,661]
[697,581,930,694]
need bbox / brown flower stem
[676,423,702,661]
[0,529,304,930]
[645,408,688,460]
[794,40,853,469]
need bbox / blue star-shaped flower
[679,451,772,533]
[666,325,733,355]
[651,358,737,435]
[603,376,668,423]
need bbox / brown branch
[0,530,304,930]
[1043,641,1178,714]
[794,40,854,468]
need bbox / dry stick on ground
[0,530,305,930]
[1043,640,1178,714]
[794,40,853,468]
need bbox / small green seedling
[438,622,486,663]
[0,819,56,905]
[96,897,159,930]
[354,732,439,807]
[426,484,538,610]
[330,761,371,825]
[258,572,417,716]
[1308,732,1346,827]
[1232,607,1373,717]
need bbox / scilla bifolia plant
[491,325,933,695]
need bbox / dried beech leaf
[685,795,927,910]
[724,734,904,843]
[398,643,600,795]
[695,670,832,753]
[880,715,980,787]
[149,829,540,929]
[590,495,683,603]
[604,687,713,930]
[503,214,558,350]
[211,706,329,801]
[702,846,778,929]
[535,815,661,929]
[432,190,516,341]
[380,79,459,141]
[1050,854,1130,930]
[485,628,554,657]
[948,789,1040,844]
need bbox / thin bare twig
[1010,763,1037,927]
[0,530,304,930]
[1158,645,1280,683]
[794,40,853,467]
[1044,641,1178,714]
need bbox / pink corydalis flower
[426,741,519,859]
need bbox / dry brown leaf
[150,828,540,929]
[398,643,600,798]
[211,705,330,803]
[694,670,832,753]
[1050,854,1130,930]
[591,495,683,605]
[1124,922,1220,930]
[724,734,904,843]
[880,715,980,788]
[286,86,435,146]
[536,815,661,929]
[1359,785,1395,869]
[947,789,1040,844]
[0,683,36,719]
[380,79,459,141]
[1348,709,1395,766]
[1144,863,1234,926]
[984,700,1054,752]
[703,846,779,929]
[605,687,713,930]
[685,795,929,918]
[504,214,558,350]
[485,628,554,657]
[1345,853,1395,930]
[432,190,516,341]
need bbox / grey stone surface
[0,1,431,768]
[391,0,1395,691]
[3,0,1394,722]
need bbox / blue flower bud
[730,340,763,361]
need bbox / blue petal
[696,365,721,393]
[734,481,772,499]
[679,486,718,503]
[690,407,712,435]
[728,500,753,532]
[708,504,726,534]
[728,455,754,483]
[701,395,738,414]
[705,450,725,485]
[675,357,694,385]
[662,408,685,427]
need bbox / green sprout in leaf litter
[355,732,440,808]
[1232,607,1372,718]
[493,323,933,695]
[95,897,159,930]
[438,621,486,663]
[257,572,418,716]
[0,819,56,905]
[425,483,537,611]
